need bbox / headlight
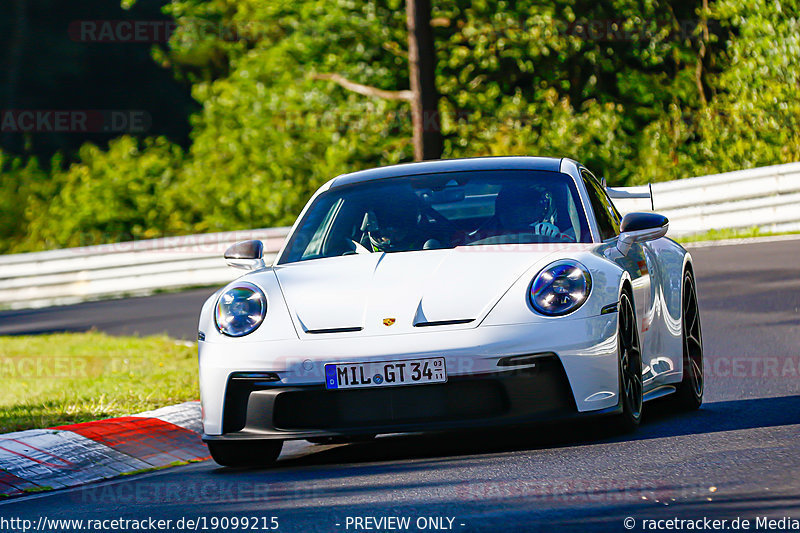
[215,282,267,337]
[529,260,592,316]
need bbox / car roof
[329,156,565,189]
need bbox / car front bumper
[200,315,621,440]
[203,354,624,442]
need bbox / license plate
[325,357,447,390]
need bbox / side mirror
[224,240,266,270]
[617,213,668,255]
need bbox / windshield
[279,170,591,264]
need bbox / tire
[207,440,283,468]
[615,290,644,432]
[671,270,704,410]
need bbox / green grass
[23,486,53,493]
[119,460,194,476]
[0,332,198,433]
[675,226,800,244]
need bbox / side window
[581,169,620,240]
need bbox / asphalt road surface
[0,288,214,339]
[2,238,800,532]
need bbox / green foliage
[175,0,412,231]
[16,137,186,251]
[632,0,800,183]
[181,77,410,231]
[0,153,50,254]
[444,89,631,176]
[1,0,798,252]
[433,0,718,183]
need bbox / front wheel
[671,270,704,410]
[207,440,283,468]
[616,290,643,432]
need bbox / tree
[406,0,442,160]
[315,0,442,161]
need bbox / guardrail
[0,228,290,310]
[611,162,800,235]
[2,162,798,310]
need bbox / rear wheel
[672,270,704,410]
[207,440,283,468]
[616,290,643,432]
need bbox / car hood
[272,246,575,337]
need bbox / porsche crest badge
[383,318,396,326]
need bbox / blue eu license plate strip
[325,365,339,389]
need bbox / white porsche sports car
[198,157,704,467]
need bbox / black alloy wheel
[672,270,704,410]
[617,290,643,431]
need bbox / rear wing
[605,184,654,211]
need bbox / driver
[361,191,422,252]
[495,184,562,238]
